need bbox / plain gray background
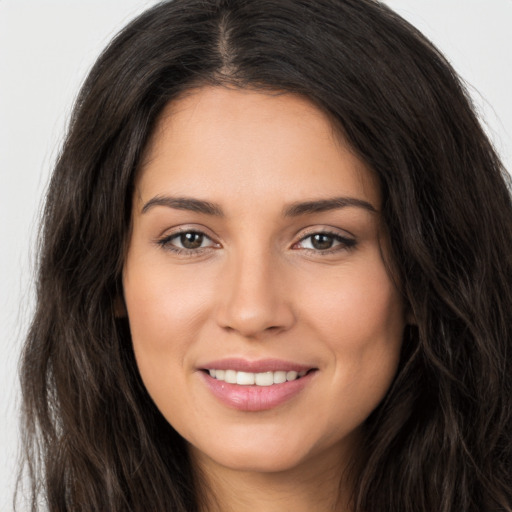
[1,1,511,509]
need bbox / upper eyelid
[157,224,219,241]
[294,225,356,241]
[298,232,351,242]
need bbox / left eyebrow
[283,197,377,217]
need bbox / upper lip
[199,358,315,373]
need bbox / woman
[19,0,512,511]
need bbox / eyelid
[155,223,218,239]
[295,225,355,239]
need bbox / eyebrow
[141,196,224,216]
[283,197,377,216]
[141,195,377,217]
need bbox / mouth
[198,359,318,411]
[202,368,313,386]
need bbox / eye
[157,230,218,253]
[294,231,356,252]
[175,232,208,250]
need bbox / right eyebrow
[141,195,224,216]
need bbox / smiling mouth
[203,369,315,386]
[200,363,318,411]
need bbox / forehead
[136,86,380,211]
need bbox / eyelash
[293,230,357,254]
[156,229,357,256]
[156,229,218,256]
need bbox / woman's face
[123,86,406,475]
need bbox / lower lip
[199,371,316,412]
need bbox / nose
[215,249,296,339]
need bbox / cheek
[300,257,404,346]
[296,256,404,413]
[123,259,216,396]
[126,261,212,339]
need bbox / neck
[192,442,358,512]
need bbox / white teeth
[286,370,298,381]
[207,369,309,386]
[236,371,255,385]
[273,371,287,384]
[225,369,237,384]
[255,372,273,386]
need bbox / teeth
[225,369,237,384]
[255,372,273,386]
[273,371,287,384]
[286,370,298,381]
[207,369,308,386]
[236,371,255,385]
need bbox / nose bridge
[216,243,294,337]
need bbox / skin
[123,86,406,511]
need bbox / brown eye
[294,231,357,252]
[158,230,217,253]
[310,234,335,250]
[180,232,204,249]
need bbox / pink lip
[199,358,312,373]
[197,358,317,412]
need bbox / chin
[186,422,352,476]
[186,424,307,471]
[199,445,310,474]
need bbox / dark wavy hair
[19,0,512,510]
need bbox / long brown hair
[19,1,512,510]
